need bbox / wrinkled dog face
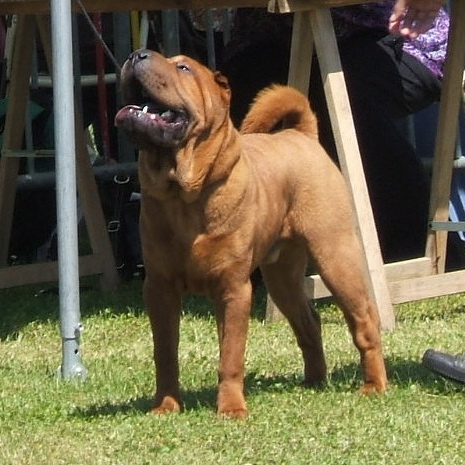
[115,49,231,150]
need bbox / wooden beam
[425,0,465,273]
[389,269,465,304]
[301,257,434,301]
[0,0,378,15]
[0,255,104,289]
[268,0,375,13]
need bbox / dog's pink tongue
[114,105,139,127]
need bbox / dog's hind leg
[260,243,327,387]
[306,232,388,393]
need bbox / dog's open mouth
[115,99,189,148]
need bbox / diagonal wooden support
[267,0,465,316]
[0,15,35,266]
[425,0,465,275]
[0,14,119,291]
[266,4,395,330]
[309,9,394,330]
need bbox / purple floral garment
[331,0,450,78]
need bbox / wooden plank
[303,275,330,300]
[74,117,120,292]
[309,8,394,330]
[0,0,263,15]
[384,257,433,282]
[267,4,394,328]
[300,257,434,301]
[0,16,119,291]
[265,295,285,323]
[0,0,378,15]
[0,16,35,266]
[268,0,375,13]
[389,269,465,304]
[287,11,313,93]
[0,255,104,289]
[425,0,465,274]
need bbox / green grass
[1,278,465,465]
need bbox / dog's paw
[303,371,327,389]
[150,395,182,414]
[360,380,387,395]
[217,387,248,419]
[217,407,248,420]
[302,374,327,389]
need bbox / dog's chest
[166,231,239,294]
[146,210,241,277]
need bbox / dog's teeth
[142,105,149,113]
[161,110,174,120]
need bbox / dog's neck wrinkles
[140,117,242,204]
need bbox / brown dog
[115,49,387,419]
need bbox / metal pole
[51,0,87,380]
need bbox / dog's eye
[176,63,190,72]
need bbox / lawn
[1,277,464,465]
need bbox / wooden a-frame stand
[0,15,119,291]
[266,0,465,330]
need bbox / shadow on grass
[72,396,155,418]
[69,356,464,420]
[244,356,465,395]
[385,355,465,392]
[70,377,302,419]
[70,387,219,418]
[328,356,465,394]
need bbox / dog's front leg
[214,281,252,419]
[144,276,183,414]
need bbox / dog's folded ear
[214,72,232,106]
[214,71,230,90]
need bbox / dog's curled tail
[240,84,318,138]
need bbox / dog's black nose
[128,49,150,64]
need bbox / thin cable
[75,0,122,73]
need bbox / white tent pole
[51,0,87,380]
